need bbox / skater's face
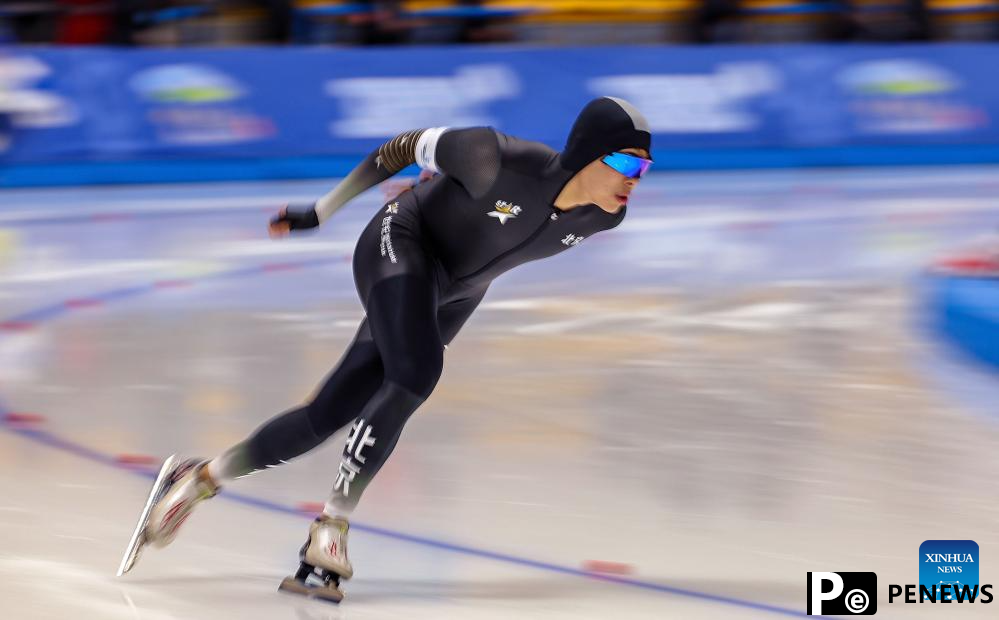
[577,147,650,213]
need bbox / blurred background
[1,0,995,46]
[2,2,999,620]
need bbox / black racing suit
[222,127,626,514]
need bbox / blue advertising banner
[3,44,999,185]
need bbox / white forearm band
[415,126,449,174]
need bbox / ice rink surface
[2,167,999,619]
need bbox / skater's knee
[384,351,442,399]
[304,399,344,439]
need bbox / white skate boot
[117,455,219,576]
[278,515,353,603]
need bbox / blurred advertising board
[2,45,998,184]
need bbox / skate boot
[278,515,353,603]
[117,456,220,576]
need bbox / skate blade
[116,454,178,577]
[279,577,344,604]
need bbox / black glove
[271,204,320,231]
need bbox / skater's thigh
[364,274,442,398]
[351,204,442,396]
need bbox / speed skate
[278,515,354,604]
[116,454,178,576]
[278,562,345,604]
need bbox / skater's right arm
[270,128,443,236]
[268,149,388,236]
[269,127,500,236]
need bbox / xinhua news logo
[807,572,877,615]
[919,540,978,602]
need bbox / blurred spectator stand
[736,0,843,41]
[925,0,999,40]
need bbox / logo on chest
[488,200,522,225]
[561,233,585,247]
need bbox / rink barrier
[925,272,999,372]
[6,44,999,186]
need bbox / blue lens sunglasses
[601,151,653,179]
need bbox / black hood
[559,96,652,172]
